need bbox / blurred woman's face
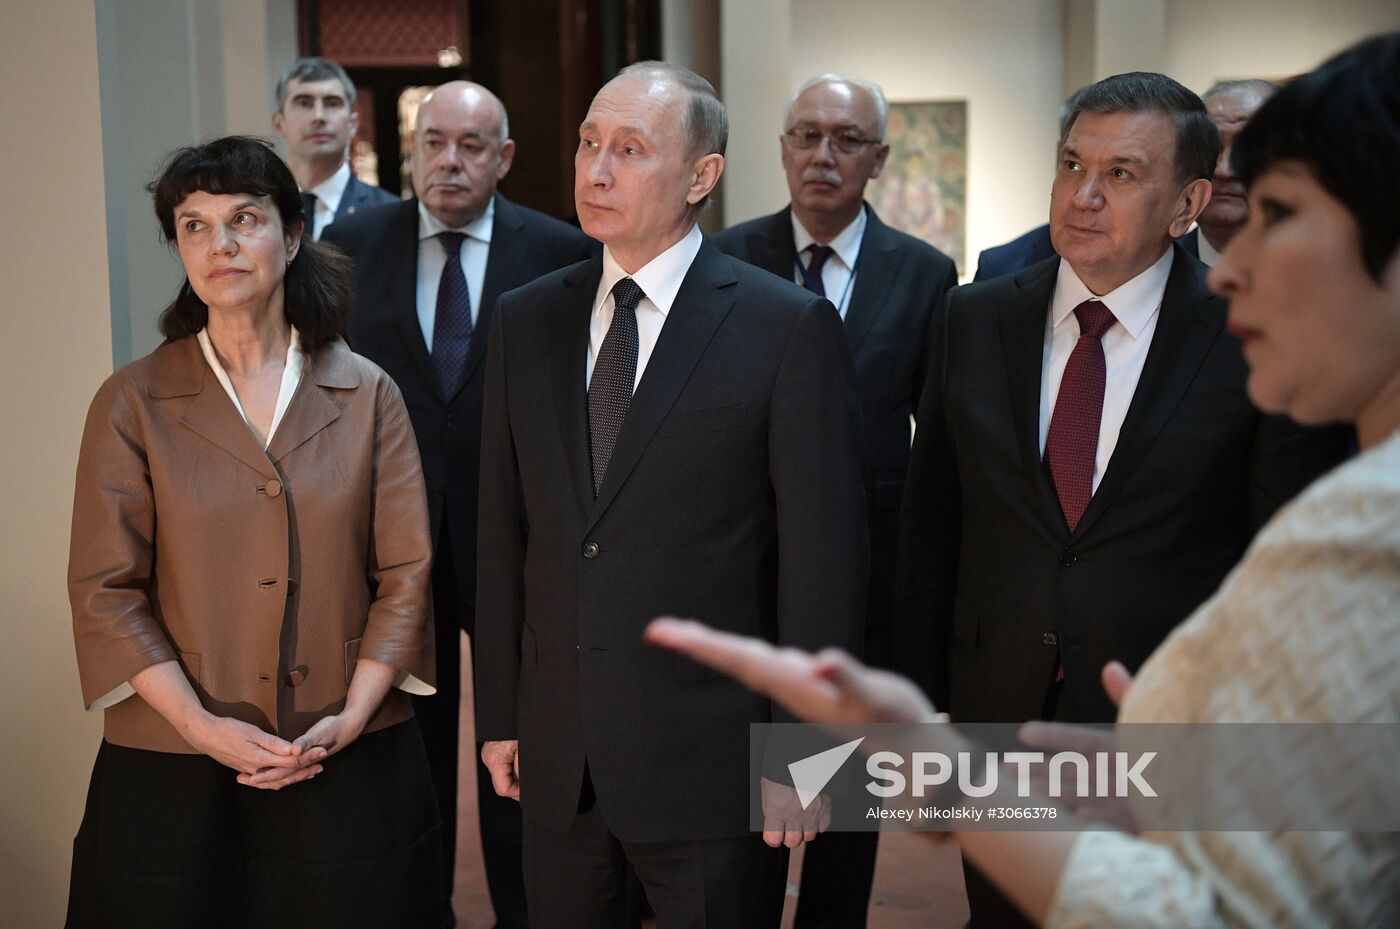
[1209,160,1400,427]
[173,191,301,315]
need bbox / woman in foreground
[66,136,441,928]
[649,32,1400,929]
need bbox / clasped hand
[189,710,366,790]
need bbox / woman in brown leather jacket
[66,136,442,928]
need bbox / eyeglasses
[783,127,883,154]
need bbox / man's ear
[1169,178,1212,239]
[497,138,517,181]
[869,143,891,181]
[272,111,285,139]
[687,153,725,205]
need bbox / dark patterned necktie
[800,244,834,297]
[588,277,644,495]
[1044,299,1117,532]
[301,191,319,239]
[432,231,473,399]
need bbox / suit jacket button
[1042,632,1059,646]
[286,666,308,687]
[582,541,600,559]
[263,479,283,498]
[1058,551,1077,567]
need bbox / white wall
[720,0,796,230]
[98,0,297,367]
[1165,0,1400,95]
[0,4,113,925]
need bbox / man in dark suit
[324,81,594,929]
[896,72,1345,928]
[271,57,397,241]
[714,73,956,929]
[475,61,867,929]
[973,84,1203,283]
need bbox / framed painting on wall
[867,100,967,273]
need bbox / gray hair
[1058,85,1090,134]
[1202,78,1280,103]
[616,60,727,159]
[275,57,355,111]
[784,74,889,139]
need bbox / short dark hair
[1232,33,1400,283]
[148,136,351,353]
[275,57,355,111]
[617,60,728,159]
[1062,71,1220,185]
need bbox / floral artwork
[868,101,967,273]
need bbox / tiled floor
[452,636,970,928]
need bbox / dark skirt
[66,720,443,929]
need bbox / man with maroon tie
[893,71,1346,929]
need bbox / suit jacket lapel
[336,176,359,221]
[586,242,736,532]
[553,258,602,512]
[384,201,439,402]
[843,205,903,354]
[744,209,796,280]
[998,259,1066,536]
[1074,245,1223,538]
[265,340,358,463]
[152,338,277,478]
[466,194,524,395]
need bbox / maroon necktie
[1044,300,1117,532]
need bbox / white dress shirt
[1194,230,1223,267]
[586,223,704,390]
[416,198,494,351]
[791,208,865,319]
[304,162,351,241]
[1039,248,1173,492]
[196,326,305,448]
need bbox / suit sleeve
[894,291,961,708]
[473,295,528,740]
[768,295,869,689]
[1246,414,1350,533]
[68,376,176,710]
[912,261,960,419]
[361,375,436,689]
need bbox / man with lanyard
[714,72,958,929]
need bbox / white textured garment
[1047,429,1400,929]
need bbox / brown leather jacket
[69,335,435,753]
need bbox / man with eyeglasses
[714,73,958,929]
[324,80,594,929]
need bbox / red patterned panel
[318,0,469,68]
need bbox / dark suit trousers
[959,670,1069,929]
[523,772,788,929]
[793,532,894,929]
[413,536,528,929]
